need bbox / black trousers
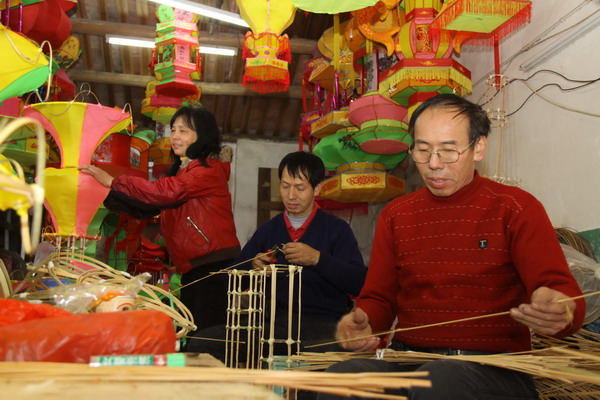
[180,259,233,332]
[317,358,539,400]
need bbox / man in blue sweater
[188,151,366,359]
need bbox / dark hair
[167,105,222,176]
[278,151,325,189]
[408,93,490,148]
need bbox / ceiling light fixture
[106,36,237,56]
[147,0,249,28]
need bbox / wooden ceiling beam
[69,71,303,99]
[70,17,317,54]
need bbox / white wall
[459,0,600,231]
[229,139,297,246]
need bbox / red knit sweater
[358,172,584,352]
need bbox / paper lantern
[429,0,531,45]
[237,0,296,93]
[0,24,51,104]
[148,137,173,179]
[3,0,72,49]
[379,58,472,108]
[348,93,411,154]
[292,0,377,14]
[310,20,360,92]
[310,107,352,139]
[313,128,407,171]
[141,80,201,125]
[23,102,131,237]
[319,161,406,203]
[152,5,201,98]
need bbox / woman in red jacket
[80,105,240,331]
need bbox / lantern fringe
[242,67,290,94]
[378,66,473,96]
[432,0,531,28]
[430,0,531,45]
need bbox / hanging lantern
[237,0,296,93]
[309,20,360,92]
[313,128,407,171]
[23,102,131,238]
[152,5,201,98]
[2,0,73,49]
[348,92,411,155]
[376,1,472,114]
[429,0,532,46]
[319,161,406,203]
[310,107,352,139]
[292,0,377,14]
[0,24,51,104]
[141,80,201,125]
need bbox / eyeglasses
[409,141,475,164]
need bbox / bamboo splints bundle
[291,331,600,399]
[15,251,196,338]
[0,362,431,399]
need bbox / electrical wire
[507,77,600,117]
[480,69,599,108]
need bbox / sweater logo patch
[478,239,488,249]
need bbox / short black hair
[408,93,490,147]
[278,151,325,189]
[168,105,222,175]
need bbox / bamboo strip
[0,362,430,399]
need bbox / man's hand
[79,164,114,188]
[335,307,380,352]
[251,249,277,270]
[282,242,320,266]
[510,286,575,336]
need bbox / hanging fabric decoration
[0,24,51,104]
[23,102,131,237]
[237,0,296,93]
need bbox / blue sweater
[235,209,366,317]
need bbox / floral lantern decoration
[237,0,296,93]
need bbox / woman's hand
[79,164,114,188]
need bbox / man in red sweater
[318,94,584,400]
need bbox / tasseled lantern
[237,0,296,93]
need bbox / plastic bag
[0,308,176,362]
